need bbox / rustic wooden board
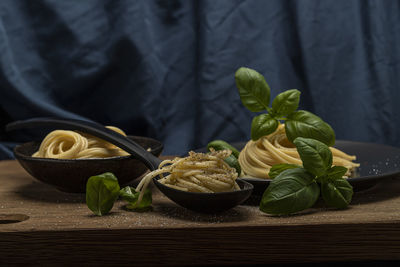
[1,159,400,265]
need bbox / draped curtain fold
[0,0,400,159]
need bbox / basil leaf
[86,172,120,216]
[293,137,332,177]
[317,166,348,183]
[326,166,348,180]
[206,141,241,174]
[207,140,240,159]
[271,89,300,117]
[120,186,152,211]
[223,154,242,175]
[119,186,138,202]
[251,114,279,141]
[268,163,301,179]
[321,178,353,209]
[260,168,320,215]
[235,67,271,112]
[286,110,335,146]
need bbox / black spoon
[7,118,161,171]
[6,118,253,213]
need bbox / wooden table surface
[1,159,400,266]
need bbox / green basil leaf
[286,110,335,146]
[206,141,241,174]
[260,168,320,215]
[235,67,271,112]
[119,186,138,202]
[317,166,348,183]
[321,178,353,209]
[120,186,152,211]
[293,137,332,177]
[223,154,242,175]
[271,89,300,117]
[86,172,120,216]
[268,163,301,179]
[207,140,240,159]
[326,166,348,180]
[251,114,279,141]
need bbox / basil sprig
[260,137,353,215]
[235,67,335,146]
[120,186,153,212]
[86,172,152,216]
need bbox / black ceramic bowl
[14,136,163,193]
[153,178,254,213]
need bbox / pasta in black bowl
[13,136,163,193]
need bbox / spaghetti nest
[134,150,239,204]
[238,124,360,179]
[32,126,129,159]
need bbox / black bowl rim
[152,177,254,196]
[13,135,163,162]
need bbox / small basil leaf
[86,172,120,216]
[260,168,320,215]
[321,178,353,209]
[206,141,241,174]
[120,186,152,211]
[268,163,301,179]
[271,89,300,117]
[119,186,138,202]
[223,154,242,175]
[251,114,279,141]
[235,67,271,112]
[207,140,240,159]
[293,137,332,177]
[286,110,335,146]
[326,166,348,180]
[317,166,348,183]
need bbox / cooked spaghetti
[32,126,129,159]
[133,149,239,205]
[238,124,359,179]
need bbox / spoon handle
[6,118,162,171]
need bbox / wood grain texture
[1,159,400,265]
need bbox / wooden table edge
[1,222,400,265]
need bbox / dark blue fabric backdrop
[1,0,400,158]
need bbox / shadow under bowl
[14,136,163,193]
[153,178,254,213]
